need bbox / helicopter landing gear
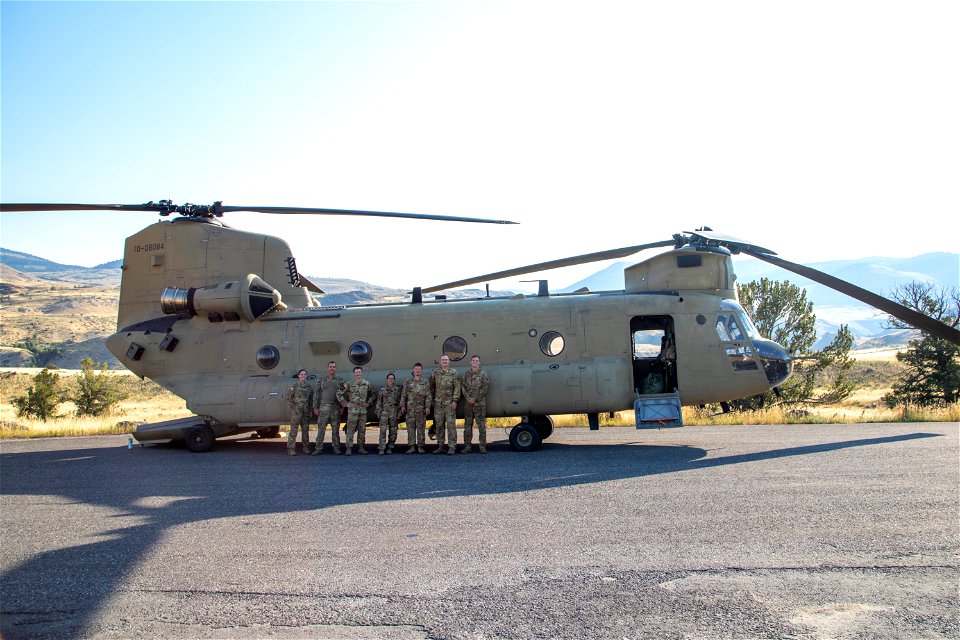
[256,426,281,438]
[509,422,542,452]
[184,424,215,453]
[529,415,554,441]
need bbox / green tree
[73,358,129,417]
[733,278,854,410]
[13,337,62,367]
[883,283,960,407]
[12,368,63,420]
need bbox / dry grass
[2,352,955,440]
[0,370,190,439]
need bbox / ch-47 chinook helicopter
[2,201,957,453]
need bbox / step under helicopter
[2,201,955,452]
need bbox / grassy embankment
[1,357,957,440]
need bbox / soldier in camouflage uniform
[285,369,314,456]
[461,355,490,454]
[399,363,431,454]
[430,355,461,455]
[312,360,345,455]
[375,373,402,455]
[337,366,373,456]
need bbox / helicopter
[2,201,956,453]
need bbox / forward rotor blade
[740,249,960,345]
[0,202,517,225]
[422,239,676,293]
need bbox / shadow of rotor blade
[422,239,676,293]
[689,432,941,469]
[742,249,960,345]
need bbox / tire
[509,422,542,452]
[530,415,554,440]
[256,426,281,438]
[184,425,215,453]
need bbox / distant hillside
[0,247,122,286]
[0,247,87,273]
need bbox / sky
[2,1,958,293]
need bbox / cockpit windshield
[716,300,758,341]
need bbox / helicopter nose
[752,339,793,386]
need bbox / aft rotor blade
[219,205,516,224]
[0,203,167,212]
[422,239,676,293]
[740,249,960,345]
[0,202,517,225]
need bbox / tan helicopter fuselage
[107,219,792,429]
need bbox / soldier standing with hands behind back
[313,361,344,455]
[338,366,373,456]
[375,373,402,455]
[399,363,431,454]
[285,369,313,456]
[461,355,490,454]
[430,355,461,455]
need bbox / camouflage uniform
[400,376,431,453]
[375,382,403,454]
[285,380,314,454]
[461,367,490,452]
[314,375,345,454]
[430,366,461,453]
[337,377,373,455]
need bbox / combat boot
[378,449,385,455]
[333,447,343,455]
[417,446,426,454]
[461,445,472,454]
[406,447,417,454]
[310,447,323,456]
[357,446,368,455]
[478,445,487,454]
[447,446,456,455]
[344,447,353,456]
[385,447,393,455]
[432,445,447,455]
[287,449,297,456]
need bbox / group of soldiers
[285,354,490,457]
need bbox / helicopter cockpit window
[256,345,280,370]
[539,331,565,356]
[348,341,373,366]
[715,314,752,342]
[442,336,468,361]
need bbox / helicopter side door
[630,315,677,395]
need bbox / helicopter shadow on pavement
[0,430,940,639]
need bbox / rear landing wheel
[509,422,542,452]
[184,425,215,453]
[529,415,554,440]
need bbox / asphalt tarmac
[1,422,957,639]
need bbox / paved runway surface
[2,423,957,639]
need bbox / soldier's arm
[453,375,461,403]
[478,372,489,400]
[375,387,384,414]
[336,386,347,406]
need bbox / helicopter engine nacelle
[161,273,285,323]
